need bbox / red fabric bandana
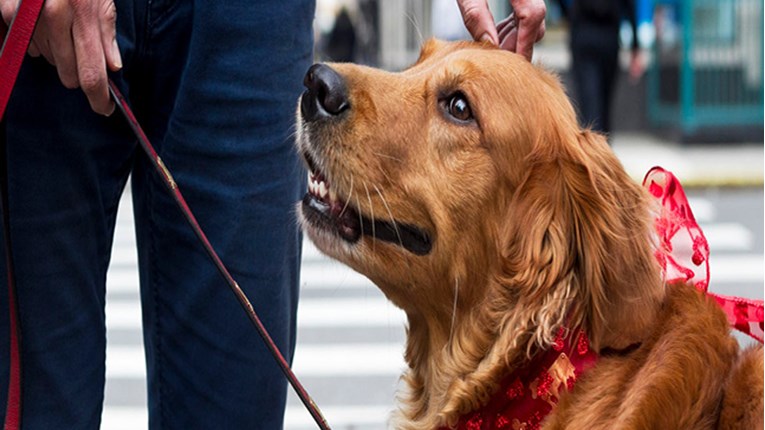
[440,328,597,430]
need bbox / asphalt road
[101,186,764,430]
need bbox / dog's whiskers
[375,164,396,188]
[340,175,355,218]
[371,183,416,285]
[373,183,404,250]
[405,12,425,46]
[371,151,404,163]
[362,181,376,250]
[353,184,365,241]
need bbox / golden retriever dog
[295,39,764,429]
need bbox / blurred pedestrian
[559,0,645,136]
[0,0,313,428]
[326,7,357,62]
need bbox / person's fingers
[496,14,515,40]
[515,19,545,60]
[28,40,41,57]
[499,28,518,53]
[457,0,498,45]
[44,1,79,88]
[510,0,546,60]
[497,13,517,51]
[71,0,113,115]
[0,0,19,25]
[0,0,17,42]
[98,0,121,71]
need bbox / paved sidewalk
[612,132,764,187]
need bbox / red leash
[0,2,330,428]
[0,1,45,428]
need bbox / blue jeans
[0,0,314,428]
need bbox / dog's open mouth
[300,152,433,256]
[302,169,362,243]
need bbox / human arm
[456,0,546,61]
[622,0,645,82]
[0,0,122,115]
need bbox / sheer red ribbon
[643,167,764,343]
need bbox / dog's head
[296,40,663,383]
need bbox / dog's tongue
[331,199,361,241]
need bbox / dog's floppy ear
[498,131,664,351]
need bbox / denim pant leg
[131,1,315,428]
[0,59,137,428]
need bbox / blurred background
[314,0,763,142]
[100,1,763,429]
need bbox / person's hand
[0,0,122,115]
[457,0,546,61]
[628,49,646,84]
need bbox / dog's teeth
[319,182,328,198]
[329,188,337,202]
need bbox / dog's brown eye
[447,94,473,122]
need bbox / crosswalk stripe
[687,198,715,223]
[106,251,764,311]
[700,222,753,251]
[105,343,406,378]
[105,297,406,330]
[709,255,764,283]
[283,405,392,429]
[100,405,393,430]
[106,263,373,294]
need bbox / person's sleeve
[623,0,639,50]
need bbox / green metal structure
[649,0,763,134]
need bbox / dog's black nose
[301,64,349,120]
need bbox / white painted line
[105,297,405,330]
[298,298,406,327]
[107,251,762,331]
[701,223,753,251]
[710,255,764,283]
[101,407,147,430]
[687,198,715,223]
[107,268,140,293]
[292,343,406,376]
[110,247,138,266]
[106,247,373,292]
[100,405,393,430]
[105,347,146,378]
[302,242,327,260]
[284,405,392,429]
[105,301,141,329]
[300,264,374,290]
[105,343,405,378]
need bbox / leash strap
[0,121,20,430]
[0,0,44,117]
[0,1,45,428]
[108,81,331,430]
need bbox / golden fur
[296,39,764,429]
